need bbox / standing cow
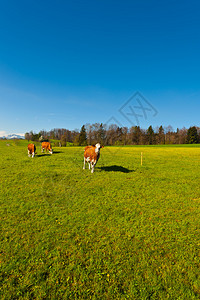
[28,143,36,158]
[41,142,53,154]
[83,143,103,173]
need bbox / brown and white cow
[83,143,103,173]
[41,142,53,154]
[28,143,36,158]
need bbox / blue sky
[0,0,200,136]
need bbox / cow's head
[95,143,104,153]
[50,149,53,154]
[95,143,100,148]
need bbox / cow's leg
[28,150,31,157]
[83,157,86,169]
[41,147,44,153]
[32,152,35,158]
[88,162,91,170]
[91,162,94,173]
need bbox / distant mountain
[0,134,25,139]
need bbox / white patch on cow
[95,143,101,153]
[50,150,53,154]
[32,152,35,158]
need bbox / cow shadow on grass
[52,151,63,154]
[36,151,63,157]
[36,154,50,158]
[98,165,134,173]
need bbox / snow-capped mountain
[1,134,25,139]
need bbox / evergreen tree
[98,123,106,145]
[78,125,87,146]
[187,126,198,144]
[147,125,155,145]
[158,125,165,144]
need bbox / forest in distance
[24,124,199,146]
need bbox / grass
[1,140,200,299]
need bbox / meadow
[1,140,200,299]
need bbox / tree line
[25,124,200,146]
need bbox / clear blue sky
[0,0,200,136]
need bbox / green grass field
[1,140,200,299]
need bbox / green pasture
[1,140,200,299]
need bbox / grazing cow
[41,142,53,154]
[83,143,103,173]
[28,143,36,158]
